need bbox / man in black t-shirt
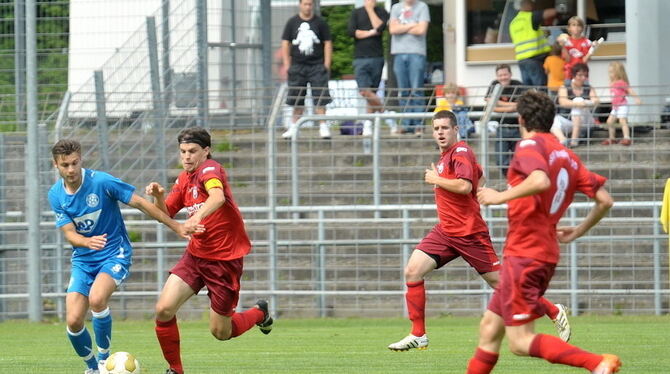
[281,0,333,139]
[484,64,526,176]
[347,0,389,136]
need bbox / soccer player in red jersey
[388,110,569,352]
[467,90,620,374]
[145,128,273,374]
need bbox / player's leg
[466,310,505,374]
[66,291,100,372]
[155,273,196,374]
[388,248,438,351]
[88,272,118,364]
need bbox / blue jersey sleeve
[101,173,136,204]
[48,188,73,228]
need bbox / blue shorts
[353,57,384,90]
[67,258,131,296]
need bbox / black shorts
[286,63,332,107]
[353,57,384,90]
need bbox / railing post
[402,208,410,317]
[372,116,381,218]
[569,206,578,315]
[653,206,661,315]
[478,84,502,180]
[93,70,110,170]
[195,0,209,128]
[317,209,326,317]
[291,125,300,220]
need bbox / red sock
[466,347,499,374]
[406,280,426,336]
[540,298,559,320]
[155,316,183,374]
[231,308,265,338]
[529,333,602,371]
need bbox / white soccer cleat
[84,369,100,374]
[282,123,298,139]
[362,120,373,137]
[319,122,332,139]
[387,334,429,351]
[553,304,572,342]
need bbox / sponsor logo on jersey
[73,209,102,234]
[202,166,215,174]
[86,193,99,208]
[519,139,536,147]
[437,163,444,174]
[456,146,468,153]
[191,186,198,199]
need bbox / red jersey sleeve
[510,139,548,177]
[164,176,184,218]
[452,153,474,183]
[197,162,225,187]
[575,164,607,198]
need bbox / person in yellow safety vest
[509,0,558,87]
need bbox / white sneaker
[282,123,298,139]
[387,334,429,351]
[319,122,331,139]
[362,120,372,137]
[552,304,571,342]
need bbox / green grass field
[1,315,668,373]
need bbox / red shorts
[488,256,556,326]
[170,250,243,317]
[416,225,500,273]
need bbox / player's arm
[144,182,169,215]
[557,187,613,243]
[60,223,108,250]
[184,178,226,231]
[127,194,200,239]
[424,162,472,195]
[478,169,550,205]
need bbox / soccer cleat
[591,354,621,374]
[319,122,332,139]
[255,299,274,335]
[84,369,99,374]
[387,334,429,351]
[552,304,572,342]
[165,369,180,374]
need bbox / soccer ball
[101,352,140,374]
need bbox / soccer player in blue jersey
[48,139,201,374]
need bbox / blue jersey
[48,168,136,264]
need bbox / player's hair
[516,90,555,133]
[51,139,81,160]
[495,64,511,74]
[433,110,457,127]
[567,16,585,29]
[609,61,629,84]
[178,127,212,159]
[571,62,589,78]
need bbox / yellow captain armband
[204,178,223,191]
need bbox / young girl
[601,62,641,146]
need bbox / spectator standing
[559,16,600,83]
[509,0,557,86]
[389,0,430,136]
[543,43,565,97]
[281,0,334,139]
[348,0,389,137]
[485,64,525,176]
[602,61,641,146]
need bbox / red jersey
[434,141,489,236]
[165,159,251,261]
[563,36,592,79]
[504,133,606,263]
